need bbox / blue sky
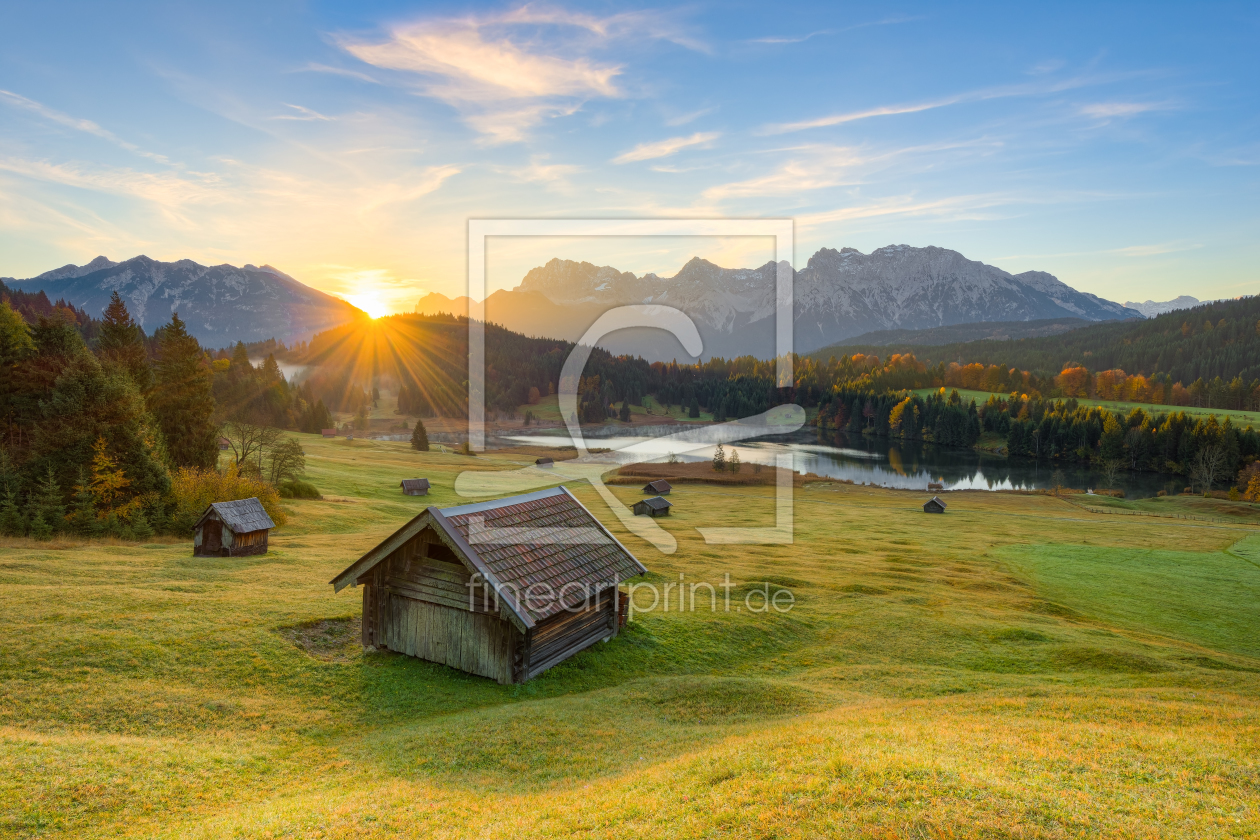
[0,1,1256,314]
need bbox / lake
[492,427,1182,499]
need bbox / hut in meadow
[400,478,431,496]
[193,498,275,556]
[330,487,646,684]
[642,479,672,495]
[535,457,554,468]
[321,428,337,438]
[217,436,230,450]
[632,496,673,517]
[923,496,947,514]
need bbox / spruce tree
[411,419,429,452]
[689,396,700,419]
[32,465,65,535]
[712,443,726,472]
[0,487,25,536]
[68,468,100,537]
[97,291,152,391]
[619,400,630,422]
[151,313,217,468]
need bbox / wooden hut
[321,428,337,438]
[194,498,275,556]
[217,436,230,450]
[642,479,672,495]
[535,457,554,468]
[400,478,431,496]
[632,496,673,517]
[923,496,947,514]
[330,487,646,684]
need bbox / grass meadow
[3,433,1260,837]
[916,387,1260,427]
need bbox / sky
[0,1,1256,316]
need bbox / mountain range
[1122,296,1202,319]
[2,255,363,345]
[419,245,1141,361]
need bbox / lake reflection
[496,427,1177,499]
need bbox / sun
[347,292,389,319]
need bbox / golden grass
[2,431,1260,837]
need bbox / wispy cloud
[271,104,334,121]
[1079,101,1171,120]
[356,164,461,212]
[0,89,172,164]
[665,106,717,126]
[748,15,921,45]
[295,63,381,84]
[1110,241,1201,257]
[613,131,720,163]
[759,72,1140,135]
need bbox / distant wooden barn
[535,457,554,468]
[400,478,431,496]
[321,428,337,438]
[194,498,275,556]
[217,436,230,450]
[633,496,672,517]
[923,496,947,514]
[330,487,646,684]
[642,479,672,495]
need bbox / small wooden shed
[321,428,337,437]
[400,478,431,496]
[330,487,646,684]
[535,457,554,468]
[923,496,947,514]
[194,497,276,556]
[642,479,672,495]
[633,496,673,517]
[217,436,230,450]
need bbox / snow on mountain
[4,255,363,345]
[514,245,1141,359]
[1122,296,1202,319]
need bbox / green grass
[917,387,1260,426]
[3,433,1260,837]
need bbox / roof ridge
[442,486,566,518]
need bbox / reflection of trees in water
[808,429,1170,498]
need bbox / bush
[279,480,322,499]
[169,463,287,534]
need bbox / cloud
[759,72,1141,135]
[1079,101,1169,120]
[336,6,706,142]
[613,131,720,164]
[271,104,334,121]
[295,63,381,84]
[795,193,1028,229]
[0,89,172,164]
[1110,242,1201,257]
[355,164,461,212]
[748,15,921,45]
[665,106,717,126]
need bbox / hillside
[812,295,1260,383]
[836,317,1091,347]
[3,255,364,344]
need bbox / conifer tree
[619,400,630,422]
[68,467,100,537]
[0,487,25,536]
[712,443,726,472]
[728,449,741,473]
[97,291,152,390]
[689,396,700,419]
[151,313,217,468]
[411,419,429,452]
[31,465,65,535]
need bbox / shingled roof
[329,487,646,629]
[196,497,276,533]
[642,479,672,494]
[639,496,672,512]
[400,478,431,492]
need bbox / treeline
[0,292,302,540]
[814,295,1260,393]
[818,386,1260,489]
